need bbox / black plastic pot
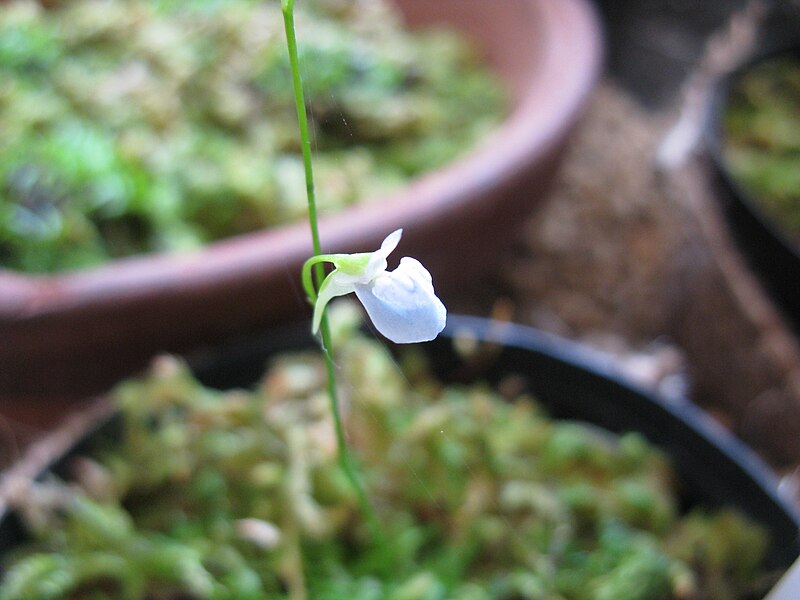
[705,41,800,336]
[1,315,799,579]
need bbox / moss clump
[724,55,800,245]
[0,311,774,599]
[0,0,504,272]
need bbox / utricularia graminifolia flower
[305,229,446,344]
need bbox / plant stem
[280,0,382,541]
[280,0,321,268]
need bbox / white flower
[305,229,446,344]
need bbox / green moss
[0,312,775,599]
[723,55,800,244]
[0,0,505,272]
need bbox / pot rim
[445,316,800,541]
[704,40,800,265]
[702,37,800,334]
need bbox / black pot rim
[442,316,800,541]
[703,38,800,330]
[705,40,800,244]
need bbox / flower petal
[354,257,446,343]
[362,228,402,282]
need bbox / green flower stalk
[281,0,446,545]
[280,0,372,543]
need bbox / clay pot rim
[0,0,603,318]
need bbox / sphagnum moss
[0,309,774,599]
[0,0,504,273]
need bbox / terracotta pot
[0,0,602,403]
[1,316,797,593]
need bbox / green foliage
[0,0,505,272]
[0,310,774,599]
[724,55,800,243]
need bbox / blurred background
[1,0,799,497]
[463,0,800,482]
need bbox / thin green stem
[280,0,382,541]
[281,0,321,270]
[301,254,340,301]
